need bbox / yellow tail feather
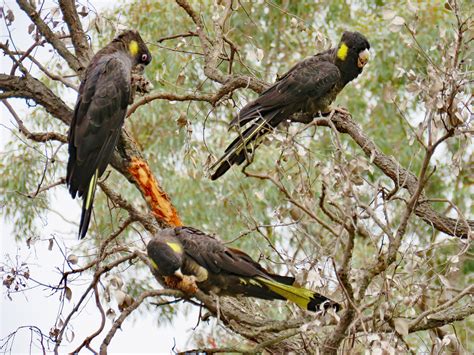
[255,276,313,310]
[85,170,98,210]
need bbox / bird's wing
[176,227,267,278]
[67,54,131,198]
[229,58,341,128]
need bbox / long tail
[256,276,340,312]
[78,170,98,239]
[210,116,276,180]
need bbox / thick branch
[408,284,474,331]
[16,0,83,73]
[58,0,92,67]
[307,115,472,239]
[0,73,73,124]
[410,302,474,332]
[353,302,474,337]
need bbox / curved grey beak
[358,49,370,68]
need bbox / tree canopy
[0,0,472,353]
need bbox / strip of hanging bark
[127,156,183,227]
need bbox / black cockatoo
[147,226,339,312]
[67,30,152,239]
[210,31,370,180]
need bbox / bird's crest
[337,42,348,60]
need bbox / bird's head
[147,229,184,276]
[335,31,370,82]
[115,30,152,66]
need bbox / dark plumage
[67,30,152,239]
[210,31,370,180]
[147,226,340,312]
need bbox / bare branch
[25,54,78,90]
[2,99,67,143]
[58,0,92,66]
[0,73,73,125]
[308,114,472,238]
[408,284,474,331]
[99,181,159,233]
[99,289,184,353]
[16,0,83,73]
[175,0,267,92]
[54,251,141,351]
[71,284,106,354]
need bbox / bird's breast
[306,85,343,115]
[182,258,209,282]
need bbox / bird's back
[67,52,131,198]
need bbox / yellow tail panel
[256,277,313,310]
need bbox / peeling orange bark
[128,156,183,227]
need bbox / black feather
[151,226,340,311]
[66,30,151,239]
[210,31,370,179]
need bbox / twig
[70,284,106,354]
[54,252,140,352]
[408,284,474,331]
[2,99,68,143]
[58,0,92,66]
[16,0,82,73]
[99,289,183,353]
[157,31,198,43]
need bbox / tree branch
[16,0,83,73]
[99,289,184,353]
[2,99,67,143]
[58,0,92,67]
[307,114,472,239]
[0,73,73,125]
[175,0,267,92]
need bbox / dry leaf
[65,287,72,301]
[67,254,78,265]
[176,112,188,128]
[393,318,409,336]
[382,10,396,21]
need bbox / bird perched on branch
[67,30,152,239]
[147,226,340,312]
[210,31,370,180]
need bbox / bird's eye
[141,54,148,62]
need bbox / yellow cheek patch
[129,40,139,56]
[337,42,348,61]
[167,242,183,254]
